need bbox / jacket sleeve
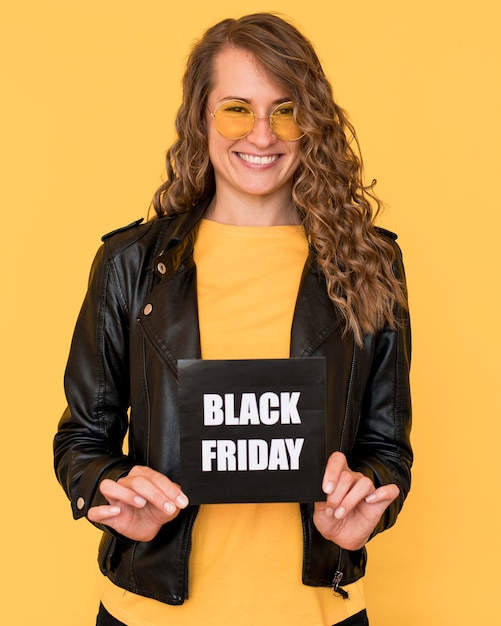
[53,243,136,521]
[349,240,412,538]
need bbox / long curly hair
[152,13,408,344]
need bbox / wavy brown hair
[152,13,408,344]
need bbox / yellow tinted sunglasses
[208,99,304,141]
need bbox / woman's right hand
[87,465,189,542]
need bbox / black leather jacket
[54,199,412,605]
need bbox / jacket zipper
[332,556,349,599]
[339,344,357,453]
[330,344,356,599]
[138,314,196,602]
[180,506,200,600]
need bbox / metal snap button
[143,303,153,315]
[76,497,85,510]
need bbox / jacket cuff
[71,457,135,519]
[353,457,410,539]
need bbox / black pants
[96,602,369,625]
[96,604,126,626]
[339,609,369,625]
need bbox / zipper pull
[332,570,349,599]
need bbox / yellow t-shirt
[100,219,365,625]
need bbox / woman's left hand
[313,451,399,551]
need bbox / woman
[54,13,412,626]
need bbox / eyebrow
[219,96,292,105]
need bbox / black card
[178,358,326,504]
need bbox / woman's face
[206,47,301,214]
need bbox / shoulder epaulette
[101,218,144,241]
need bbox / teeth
[237,153,279,165]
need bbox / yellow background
[1,1,499,624]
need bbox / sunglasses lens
[270,103,303,141]
[214,101,254,139]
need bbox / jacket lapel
[137,206,210,375]
[290,256,344,357]
[139,260,201,377]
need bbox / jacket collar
[151,198,211,279]
[162,199,211,249]
[143,198,345,365]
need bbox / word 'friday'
[203,392,301,426]
[202,438,305,472]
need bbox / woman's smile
[235,152,281,166]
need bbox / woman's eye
[274,106,294,117]
[223,104,252,115]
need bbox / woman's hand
[313,452,399,551]
[87,465,189,542]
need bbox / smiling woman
[54,12,412,626]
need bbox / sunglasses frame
[208,99,304,141]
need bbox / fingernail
[134,496,147,507]
[164,501,176,514]
[109,506,121,515]
[365,494,377,503]
[324,481,334,495]
[176,494,189,508]
[334,507,345,519]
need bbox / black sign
[178,358,326,504]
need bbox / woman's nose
[246,115,278,146]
